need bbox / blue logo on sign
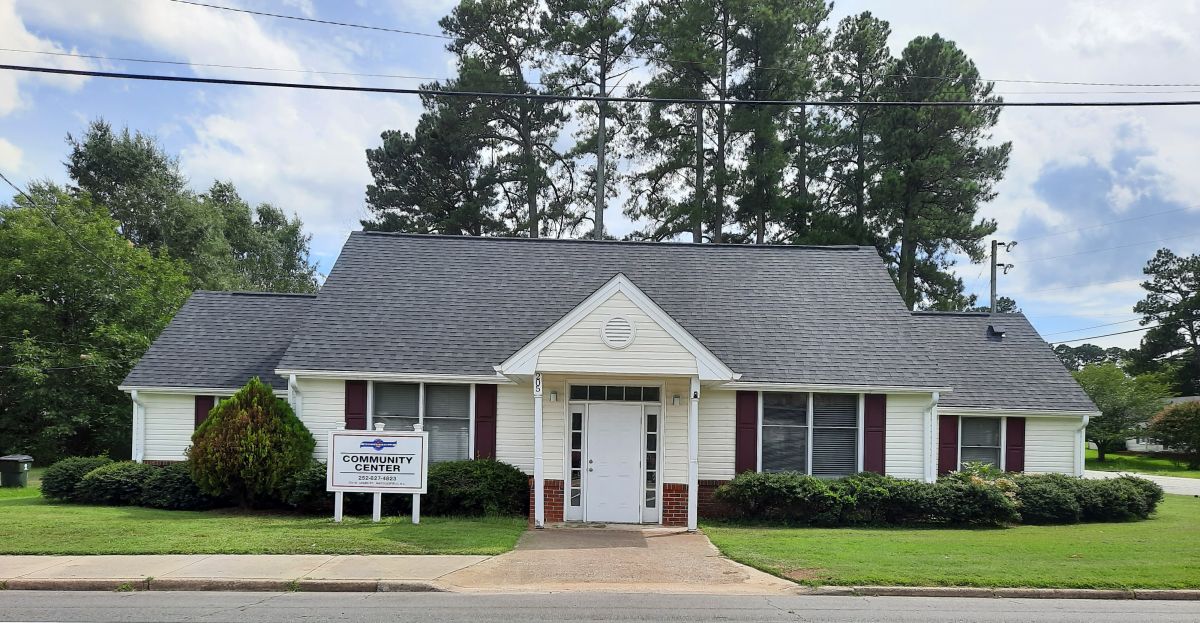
[360,438,398,451]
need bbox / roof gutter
[722,381,952,395]
[925,391,940,483]
[130,390,146,464]
[1075,414,1091,477]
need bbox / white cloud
[0,137,22,172]
[14,0,424,260]
[0,0,93,118]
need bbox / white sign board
[326,430,428,494]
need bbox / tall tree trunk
[522,112,538,238]
[594,37,608,240]
[855,93,867,243]
[798,104,808,239]
[713,6,729,244]
[693,105,704,242]
[898,199,917,309]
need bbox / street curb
[0,578,444,593]
[844,586,1200,600]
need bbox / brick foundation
[662,483,688,526]
[697,479,732,519]
[527,477,565,525]
[141,460,182,467]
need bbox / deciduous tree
[1073,363,1170,461]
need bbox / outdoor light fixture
[549,390,558,402]
[672,395,681,406]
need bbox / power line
[9,48,1200,98]
[1021,231,1200,264]
[166,0,451,39]
[1042,317,1142,337]
[1051,322,1171,344]
[11,64,1200,108]
[1019,206,1195,242]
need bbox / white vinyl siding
[662,378,690,484]
[541,376,567,480]
[885,393,929,480]
[496,383,534,473]
[1025,416,1081,474]
[698,389,736,480]
[537,292,697,376]
[295,377,345,460]
[140,392,195,462]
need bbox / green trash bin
[0,454,33,488]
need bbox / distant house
[121,233,1098,528]
[1125,396,1197,452]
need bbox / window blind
[811,394,858,477]
[762,392,808,473]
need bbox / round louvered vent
[601,316,636,349]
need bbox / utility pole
[990,239,1017,313]
[594,54,607,240]
[693,104,704,243]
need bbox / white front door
[584,403,642,523]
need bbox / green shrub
[140,462,223,510]
[283,460,332,514]
[40,456,112,502]
[424,459,529,516]
[188,377,315,508]
[1079,478,1152,522]
[828,472,892,524]
[713,472,847,525]
[1116,475,1164,512]
[78,461,158,505]
[1013,475,1082,524]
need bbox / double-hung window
[761,392,860,477]
[959,417,1002,469]
[371,382,470,464]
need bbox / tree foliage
[1073,363,1170,461]
[0,186,190,461]
[1054,343,1131,371]
[1129,248,1200,395]
[1147,401,1200,469]
[67,119,319,293]
[188,377,315,508]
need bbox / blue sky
[3,0,1199,350]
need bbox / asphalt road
[0,591,1197,623]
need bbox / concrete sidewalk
[0,554,488,592]
[1084,470,1200,496]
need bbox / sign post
[326,426,428,524]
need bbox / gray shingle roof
[911,312,1097,412]
[122,291,315,391]
[278,232,941,387]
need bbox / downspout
[288,374,302,417]
[130,391,145,463]
[925,392,940,483]
[1074,415,1091,477]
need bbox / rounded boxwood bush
[1115,475,1164,513]
[140,462,223,510]
[714,471,847,524]
[1079,478,1152,522]
[188,377,315,508]
[283,460,410,517]
[78,461,158,505]
[424,459,529,516]
[1014,476,1082,524]
[41,456,112,502]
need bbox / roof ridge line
[354,230,867,251]
[194,290,318,298]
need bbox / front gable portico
[496,273,738,383]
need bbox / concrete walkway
[439,525,795,594]
[1084,470,1200,496]
[0,554,488,591]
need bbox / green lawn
[1086,449,1200,479]
[0,483,525,555]
[704,495,1200,589]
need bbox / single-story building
[121,232,1098,528]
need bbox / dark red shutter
[1005,417,1026,473]
[734,391,759,473]
[474,384,498,460]
[345,381,367,430]
[194,395,215,429]
[863,394,886,474]
[938,414,959,475]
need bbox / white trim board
[120,385,244,395]
[939,407,1098,419]
[722,381,951,394]
[276,369,513,384]
[497,273,738,382]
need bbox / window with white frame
[959,417,1002,469]
[762,392,808,473]
[372,382,470,464]
[761,392,860,477]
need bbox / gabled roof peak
[357,230,868,252]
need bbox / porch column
[687,376,699,531]
[533,372,545,528]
